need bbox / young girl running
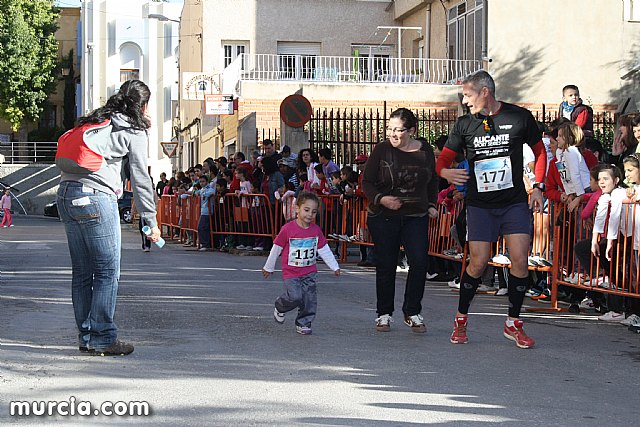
[262,191,340,335]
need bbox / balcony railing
[225,53,482,88]
[0,142,57,164]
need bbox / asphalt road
[1,216,639,426]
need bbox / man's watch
[533,183,546,192]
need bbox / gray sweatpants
[275,272,318,328]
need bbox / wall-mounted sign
[205,94,234,115]
[160,142,178,158]
[182,72,220,100]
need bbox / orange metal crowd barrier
[158,192,373,260]
[550,200,639,304]
[427,201,465,262]
[346,196,374,247]
[208,193,275,245]
[157,190,639,305]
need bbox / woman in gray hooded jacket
[56,80,159,356]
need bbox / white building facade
[81,0,182,179]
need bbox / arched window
[119,42,142,82]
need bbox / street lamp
[148,13,180,23]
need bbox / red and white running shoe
[450,316,468,344]
[503,319,535,349]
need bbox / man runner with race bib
[436,71,546,349]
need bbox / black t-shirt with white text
[445,102,541,208]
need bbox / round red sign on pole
[280,94,312,128]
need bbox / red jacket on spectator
[558,101,594,137]
[580,190,602,220]
[355,171,365,198]
[438,185,457,213]
[582,148,598,170]
[314,177,329,195]
[545,161,565,203]
[229,161,254,192]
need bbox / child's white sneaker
[598,311,624,322]
[273,308,285,324]
[296,325,312,335]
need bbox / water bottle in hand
[141,225,165,248]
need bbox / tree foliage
[0,0,59,131]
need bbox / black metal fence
[533,105,616,152]
[308,102,460,166]
[306,102,617,166]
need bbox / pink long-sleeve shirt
[1,194,11,210]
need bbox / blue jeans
[275,273,318,327]
[367,214,428,317]
[57,181,121,349]
[198,214,211,248]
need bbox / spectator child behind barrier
[620,155,640,323]
[555,122,591,202]
[312,164,329,195]
[275,181,297,223]
[297,170,312,195]
[234,167,253,250]
[612,114,639,167]
[215,178,230,250]
[595,164,637,320]
[176,184,193,245]
[195,175,215,251]
[558,85,594,137]
[610,155,640,256]
[251,180,267,251]
[574,165,628,319]
[262,191,340,335]
[328,171,346,249]
[339,166,356,198]
[330,172,343,196]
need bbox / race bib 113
[287,237,318,267]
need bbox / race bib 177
[474,157,514,193]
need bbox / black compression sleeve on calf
[508,274,528,318]
[458,271,481,315]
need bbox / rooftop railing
[225,53,482,87]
